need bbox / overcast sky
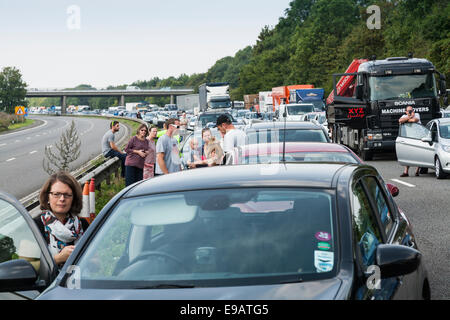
[0,0,292,89]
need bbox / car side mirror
[386,183,399,197]
[421,135,433,145]
[0,259,38,292]
[375,244,421,279]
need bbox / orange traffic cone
[89,178,96,223]
[80,181,90,224]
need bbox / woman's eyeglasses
[49,192,73,199]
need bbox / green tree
[0,67,27,113]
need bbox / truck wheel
[435,157,447,179]
[359,137,373,161]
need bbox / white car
[395,118,450,179]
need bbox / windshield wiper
[279,278,304,284]
[135,283,196,289]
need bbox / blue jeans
[105,150,126,177]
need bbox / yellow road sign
[15,106,25,115]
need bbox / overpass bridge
[25,88,195,113]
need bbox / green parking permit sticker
[318,242,331,251]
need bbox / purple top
[124,136,150,169]
[145,139,156,164]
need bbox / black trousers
[125,166,143,187]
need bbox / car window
[243,152,358,165]
[0,199,42,274]
[75,188,337,288]
[439,123,450,139]
[247,129,328,144]
[399,123,429,140]
[361,177,394,238]
[351,182,383,267]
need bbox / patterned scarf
[40,210,84,257]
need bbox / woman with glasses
[124,124,150,186]
[35,171,87,267]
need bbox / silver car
[395,119,450,179]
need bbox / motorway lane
[367,152,450,299]
[0,115,129,200]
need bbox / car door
[396,123,434,167]
[0,192,57,299]
[350,179,405,300]
[425,121,440,167]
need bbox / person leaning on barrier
[399,106,421,177]
[102,120,127,178]
[34,171,88,267]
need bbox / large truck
[176,94,199,112]
[326,56,447,160]
[199,82,232,112]
[289,88,325,111]
[259,91,273,113]
[272,85,314,110]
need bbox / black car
[245,121,331,144]
[0,163,429,299]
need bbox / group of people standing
[101,114,248,187]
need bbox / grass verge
[5,119,35,131]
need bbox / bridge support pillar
[61,96,67,114]
[170,95,174,104]
[119,95,125,106]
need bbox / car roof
[125,163,355,198]
[246,121,323,130]
[240,142,359,158]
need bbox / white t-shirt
[223,129,247,153]
[400,113,421,124]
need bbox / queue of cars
[4,103,449,300]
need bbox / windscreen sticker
[314,251,334,273]
[315,231,331,241]
[317,242,331,251]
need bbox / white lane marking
[0,143,6,147]
[6,158,16,162]
[15,140,21,143]
[391,179,416,188]
[30,150,37,154]
[0,119,47,138]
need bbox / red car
[230,142,363,165]
[229,142,399,197]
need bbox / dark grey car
[0,163,430,299]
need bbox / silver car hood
[38,278,343,300]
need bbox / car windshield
[287,104,314,115]
[210,100,231,109]
[246,129,328,144]
[237,110,250,117]
[242,151,358,164]
[72,188,337,289]
[198,114,233,127]
[369,73,437,100]
[439,124,450,139]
